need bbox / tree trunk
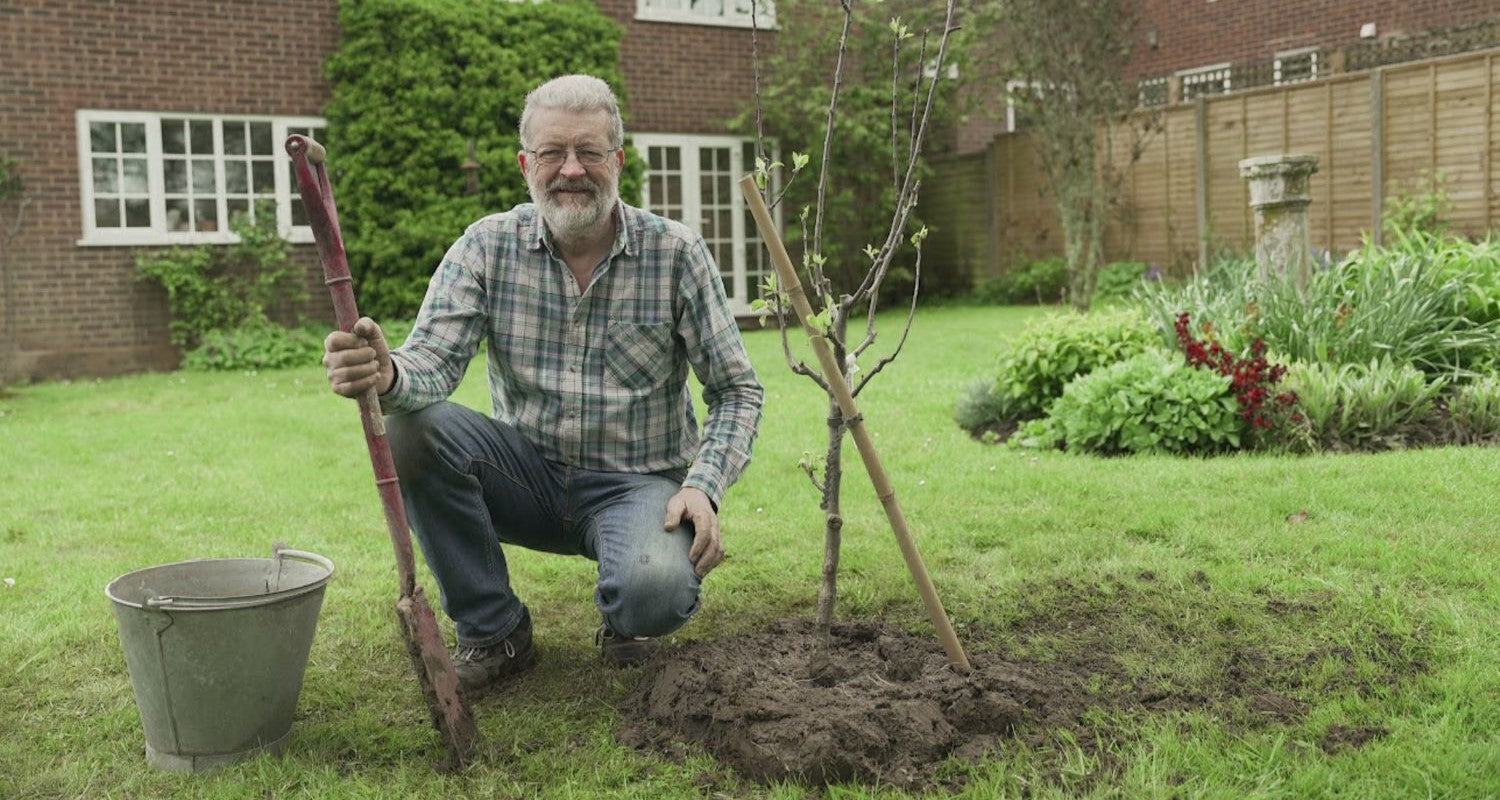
[815,313,851,631]
[815,394,845,630]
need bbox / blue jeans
[385,402,701,648]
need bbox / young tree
[975,0,1158,309]
[747,0,960,631]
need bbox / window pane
[666,148,680,171]
[92,158,117,193]
[166,199,191,231]
[224,122,247,156]
[164,159,187,193]
[121,123,146,154]
[666,174,681,206]
[90,122,116,153]
[250,122,272,155]
[192,160,216,193]
[251,160,273,192]
[227,198,249,224]
[125,198,150,227]
[122,158,148,193]
[162,120,186,154]
[95,199,120,227]
[193,199,217,231]
[190,120,213,155]
[226,161,248,193]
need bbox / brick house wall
[1130,0,1497,79]
[1,0,765,382]
[0,0,339,380]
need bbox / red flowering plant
[1174,313,1301,442]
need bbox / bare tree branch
[854,235,923,396]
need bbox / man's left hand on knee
[664,487,723,577]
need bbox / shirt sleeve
[676,235,764,507]
[379,228,490,414]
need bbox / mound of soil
[619,619,1072,787]
[617,576,1424,791]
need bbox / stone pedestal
[1238,154,1318,287]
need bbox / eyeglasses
[524,147,617,167]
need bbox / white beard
[530,174,618,245]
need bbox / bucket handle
[143,548,335,610]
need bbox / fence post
[1195,97,1209,271]
[1239,154,1319,287]
[1371,68,1385,245]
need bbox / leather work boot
[452,608,537,695]
[596,621,660,666]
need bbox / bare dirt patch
[617,574,1425,791]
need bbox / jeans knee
[601,559,700,638]
[386,403,459,476]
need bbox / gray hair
[519,75,625,150]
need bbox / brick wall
[0,0,338,381]
[1130,0,1496,79]
[597,0,762,136]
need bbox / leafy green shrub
[136,210,302,350]
[1446,374,1500,445]
[327,0,635,320]
[1282,359,1446,452]
[970,258,1069,305]
[994,308,1159,418]
[182,322,324,372]
[1038,349,1241,455]
[1090,261,1150,308]
[1383,175,1449,239]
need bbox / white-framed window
[632,134,780,313]
[635,0,775,30]
[1137,76,1169,107]
[1273,48,1320,85]
[1005,80,1042,132]
[76,110,326,246]
[1179,64,1232,101]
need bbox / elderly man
[322,75,763,694]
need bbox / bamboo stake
[738,174,971,673]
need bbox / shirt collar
[525,199,634,260]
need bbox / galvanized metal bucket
[105,546,334,773]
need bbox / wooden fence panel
[927,46,1500,283]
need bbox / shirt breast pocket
[605,320,675,391]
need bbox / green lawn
[1,304,1497,798]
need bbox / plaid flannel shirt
[379,201,763,506]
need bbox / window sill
[77,228,315,247]
[633,10,777,30]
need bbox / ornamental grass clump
[1281,359,1447,452]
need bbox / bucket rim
[105,547,334,611]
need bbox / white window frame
[75,110,326,247]
[1178,63,1233,101]
[1273,47,1320,85]
[1137,76,1169,107]
[1006,80,1048,133]
[631,133,780,314]
[634,0,776,30]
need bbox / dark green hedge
[325,0,638,320]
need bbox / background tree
[973,0,1158,309]
[0,156,28,388]
[747,0,960,630]
[744,0,968,304]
